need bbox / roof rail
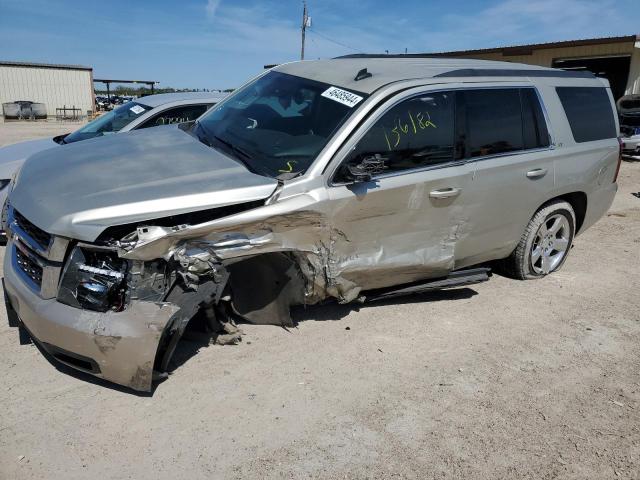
[434,68,595,79]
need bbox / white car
[618,94,640,160]
[0,92,227,213]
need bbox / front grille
[15,247,43,288]
[14,209,51,249]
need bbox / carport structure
[429,35,640,101]
[93,78,159,101]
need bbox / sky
[1,0,639,90]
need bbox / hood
[10,125,279,242]
[0,137,58,179]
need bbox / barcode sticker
[321,87,363,108]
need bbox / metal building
[430,35,640,100]
[0,61,94,118]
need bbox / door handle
[429,187,461,199]
[526,168,548,179]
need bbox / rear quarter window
[556,87,617,143]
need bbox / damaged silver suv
[3,57,621,391]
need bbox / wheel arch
[541,191,587,234]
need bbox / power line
[307,27,363,53]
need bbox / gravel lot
[0,122,639,479]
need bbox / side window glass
[465,89,523,157]
[556,87,617,142]
[339,91,456,180]
[521,89,550,149]
[137,104,210,129]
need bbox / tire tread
[502,200,575,280]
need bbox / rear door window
[464,89,524,157]
[464,88,550,157]
[521,89,550,149]
[556,87,617,142]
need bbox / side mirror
[345,154,388,183]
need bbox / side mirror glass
[345,154,388,183]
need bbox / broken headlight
[57,246,129,312]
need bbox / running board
[363,267,491,303]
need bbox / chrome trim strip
[12,243,41,293]
[12,238,64,299]
[6,206,69,262]
[7,206,51,258]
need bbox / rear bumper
[3,241,178,391]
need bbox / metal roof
[273,57,587,94]
[0,60,92,71]
[135,92,227,108]
[94,78,158,85]
[427,34,640,57]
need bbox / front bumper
[3,240,178,391]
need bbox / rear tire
[504,200,576,280]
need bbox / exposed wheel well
[547,192,587,234]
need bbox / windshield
[63,101,151,144]
[193,71,367,178]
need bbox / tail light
[614,137,623,183]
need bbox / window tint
[521,89,550,149]
[340,91,456,177]
[556,87,617,142]
[465,89,523,157]
[137,104,211,129]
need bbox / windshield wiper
[192,122,261,174]
[192,121,213,147]
[210,134,254,163]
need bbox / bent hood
[10,125,278,242]
[0,137,58,180]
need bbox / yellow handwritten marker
[278,160,297,173]
[398,117,409,135]
[425,111,437,128]
[391,126,401,147]
[408,111,417,134]
[383,129,392,151]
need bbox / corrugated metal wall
[444,41,640,95]
[0,65,93,116]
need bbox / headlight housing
[57,246,129,312]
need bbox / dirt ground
[0,118,86,145]
[0,122,638,480]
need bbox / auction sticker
[321,86,363,108]
[130,105,145,114]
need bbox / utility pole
[301,1,309,60]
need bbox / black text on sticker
[321,87,363,108]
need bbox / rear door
[458,86,555,267]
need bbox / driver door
[325,89,476,291]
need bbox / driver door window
[337,91,457,181]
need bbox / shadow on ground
[18,286,478,395]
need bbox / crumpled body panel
[118,170,473,324]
